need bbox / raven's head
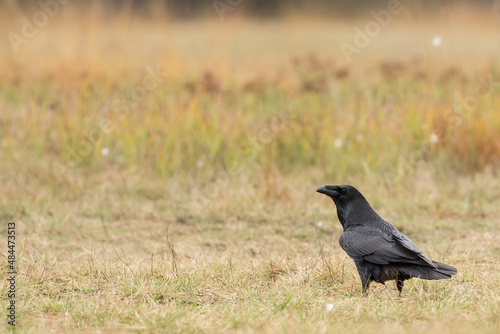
[316,185,362,205]
[316,184,377,227]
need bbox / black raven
[316,185,457,295]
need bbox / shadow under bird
[316,185,457,295]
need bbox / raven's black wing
[339,226,436,268]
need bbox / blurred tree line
[163,0,496,17]
[2,0,497,17]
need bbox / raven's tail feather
[398,261,457,280]
[432,261,458,276]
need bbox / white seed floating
[432,35,442,47]
[326,303,334,312]
[430,133,439,144]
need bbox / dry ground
[1,4,500,333]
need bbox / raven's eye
[341,188,347,195]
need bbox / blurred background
[1,0,499,223]
[1,0,500,236]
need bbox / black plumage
[316,184,457,295]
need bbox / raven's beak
[316,185,340,197]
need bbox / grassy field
[1,4,500,333]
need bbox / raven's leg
[354,261,372,295]
[361,275,372,295]
[396,279,404,296]
[395,269,406,296]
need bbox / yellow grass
[0,3,500,333]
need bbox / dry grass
[1,4,500,333]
